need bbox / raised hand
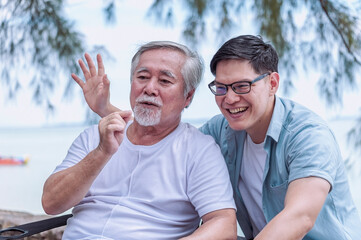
[72,53,112,117]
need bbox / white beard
[134,105,162,126]
[133,95,163,126]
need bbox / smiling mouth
[228,107,247,114]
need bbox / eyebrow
[136,67,176,79]
[160,70,176,79]
[136,67,149,74]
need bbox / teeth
[229,107,247,114]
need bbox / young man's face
[130,48,192,128]
[214,59,278,142]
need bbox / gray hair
[130,41,204,105]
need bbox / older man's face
[130,48,191,128]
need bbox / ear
[269,72,279,96]
[185,89,195,108]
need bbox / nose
[143,77,159,96]
[224,87,241,105]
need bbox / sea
[0,118,360,217]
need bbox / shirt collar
[265,95,284,143]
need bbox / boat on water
[0,155,29,165]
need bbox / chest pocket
[263,179,288,220]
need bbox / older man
[42,41,237,240]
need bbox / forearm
[180,209,237,240]
[254,209,312,240]
[255,177,329,240]
[42,148,112,215]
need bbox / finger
[105,123,126,146]
[99,117,121,132]
[78,59,91,80]
[101,117,127,134]
[106,123,126,134]
[71,73,85,89]
[103,74,110,89]
[97,54,105,76]
[105,118,126,129]
[84,53,97,76]
[118,110,133,124]
[108,113,132,129]
[104,112,127,124]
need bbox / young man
[77,35,361,239]
[202,35,361,239]
[42,41,237,240]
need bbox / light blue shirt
[199,96,361,239]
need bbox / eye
[233,82,250,92]
[214,84,227,94]
[160,79,172,85]
[137,75,148,80]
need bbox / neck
[247,96,276,144]
[127,120,180,145]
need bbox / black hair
[210,35,278,75]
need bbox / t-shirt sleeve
[186,134,236,218]
[53,125,99,173]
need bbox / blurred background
[0,0,360,222]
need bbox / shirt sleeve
[286,123,340,190]
[186,133,236,217]
[53,125,99,173]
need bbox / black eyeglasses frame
[208,73,271,96]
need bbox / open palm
[72,53,111,117]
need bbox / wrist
[93,146,113,161]
[101,103,114,117]
[106,104,121,116]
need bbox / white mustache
[135,95,163,107]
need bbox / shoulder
[180,122,218,144]
[270,97,340,159]
[83,124,99,135]
[69,124,100,151]
[79,124,99,141]
[198,114,229,140]
[53,125,99,173]
[275,98,341,163]
[174,122,223,158]
[275,97,331,137]
[201,114,228,129]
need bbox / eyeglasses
[208,73,270,96]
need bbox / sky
[0,0,360,128]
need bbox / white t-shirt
[55,122,235,240]
[238,134,267,236]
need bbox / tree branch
[319,0,361,65]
